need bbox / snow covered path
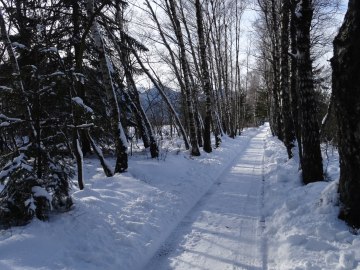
[145,127,268,270]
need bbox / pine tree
[0,5,73,226]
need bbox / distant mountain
[139,87,182,123]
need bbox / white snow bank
[0,127,261,270]
[264,133,360,270]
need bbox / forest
[0,0,359,268]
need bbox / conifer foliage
[0,0,156,226]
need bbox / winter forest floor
[145,126,267,270]
[0,123,359,270]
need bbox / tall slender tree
[279,0,295,158]
[195,0,212,153]
[86,0,128,172]
[167,0,201,156]
[293,0,323,183]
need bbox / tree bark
[167,0,200,156]
[86,131,114,177]
[195,0,212,153]
[86,0,128,173]
[73,132,84,190]
[290,1,303,164]
[71,1,92,156]
[280,0,295,158]
[113,5,159,159]
[270,0,282,141]
[332,0,360,228]
[294,0,323,183]
[144,0,192,149]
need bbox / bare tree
[195,0,212,153]
[166,0,201,156]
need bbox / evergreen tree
[0,5,73,226]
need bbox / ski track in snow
[145,127,268,270]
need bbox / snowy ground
[0,123,359,270]
[145,126,267,270]
[264,133,360,270]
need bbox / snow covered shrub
[0,138,74,227]
[0,44,75,227]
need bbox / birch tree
[86,0,128,172]
[195,0,212,153]
[166,0,201,156]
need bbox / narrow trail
[145,126,268,270]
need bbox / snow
[0,153,26,180]
[0,122,10,127]
[25,196,36,213]
[32,186,53,203]
[11,42,27,49]
[72,97,94,114]
[295,1,303,18]
[0,123,359,270]
[263,132,359,270]
[0,86,13,92]
[0,114,22,123]
[118,121,129,148]
[145,126,267,269]
[48,71,65,77]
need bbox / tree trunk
[294,0,323,183]
[132,51,191,150]
[73,132,84,190]
[332,0,360,228]
[87,131,114,177]
[86,0,128,173]
[290,2,303,164]
[113,5,159,159]
[270,0,282,141]
[144,0,192,150]
[195,0,213,153]
[71,1,92,156]
[167,0,200,156]
[280,0,295,158]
